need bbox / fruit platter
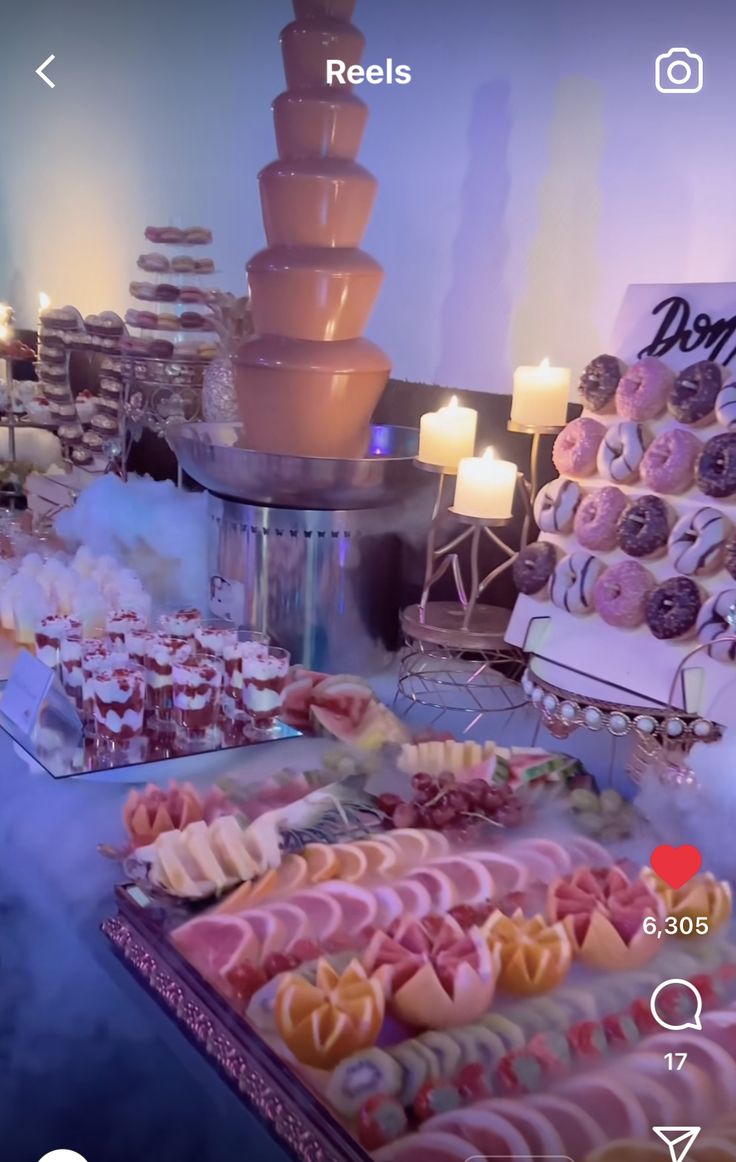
[102,724,736,1162]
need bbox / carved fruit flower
[275,959,385,1070]
[483,909,572,994]
[548,865,664,970]
[123,781,204,846]
[643,869,732,937]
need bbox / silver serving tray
[166,422,422,509]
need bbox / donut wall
[506,353,736,728]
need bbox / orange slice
[302,843,340,883]
[354,838,399,878]
[484,910,572,995]
[275,960,386,1069]
[331,843,369,882]
[217,867,278,910]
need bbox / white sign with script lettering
[612,282,736,372]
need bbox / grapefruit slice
[587,1144,669,1161]
[526,1093,606,1156]
[568,835,614,866]
[266,902,310,950]
[430,856,494,905]
[474,1098,565,1154]
[382,829,448,865]
[302,843,340,883]
[287,889,343,940]
[317,881,379,935]
[330,842,369,883]
[406,867,457,912]
[645,1031,736,1107]
[557,1073,649,1137]
[373,884,405,928]
[624,1050,715,1120]
[419,1108,528,1155]
[469,850,529,895]
[355,838,399,877]
[374,1132,482,1162]
[238,908,287,960]
[171,914,260,978]
[391,878,434,919]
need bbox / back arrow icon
[36,54,55,88]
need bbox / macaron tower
[235,0,391,458]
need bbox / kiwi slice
[326,1048,402,1117]
[553,988,598,1023]
[409,1038,442,1080]
[417,1031,462,1079]
[468,1026,506,1070]
[502,1002,550,1037]
[479,1012,526,1051]
[387,1042,429,1105]
[525,997,570,1031]
[447,1027,484,1069]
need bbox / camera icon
[655,47,703,93]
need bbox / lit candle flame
[39,292,50,311]
[482,447,495,461]
[540,357,550,370]
[448,395,458,409]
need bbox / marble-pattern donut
[533,478,582,534]
[696,588,736,662]
[593,560,654,629]
[597,420,650,483]
[696,433,736,498]
[552,417,605,477]
[573,486,628,551]
[512,542,558,596]
[578,354,625,413]
[668,507,729,577]
[668,360,723,425]
[715,382,736,429]
[615,357,674,421]
[617,495,671,558]
[640,428,701,494]
[550,551,605,615]
[645,576,701,640]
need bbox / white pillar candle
[511,358,570,428]
[417,395,478,470]
[453,447,517,521]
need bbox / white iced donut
[668,506,729,576]
[550,552,605,615]
[716,382,736,429]
[597,420,650,483]
[533,478,582,534]
[696,587,736,661]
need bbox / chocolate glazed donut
[668,360,722,425]
[617,495,671,558]
[645,577,701,640]
[695,433,736,498]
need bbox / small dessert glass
[144,632,193,722]
[60,628,84,707]
[158,608,203,640]
[222,628,270,722]
[106,608,147,646]
[125,628,157,666]
[90,662,146,743]
[35,614,80,671]
[82,641,127,725]
[172,652,223,748]
[194,618,237,658]
[241,644,290,731]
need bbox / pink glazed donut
[552,417,605,477]
[573,486,628,551]
[615,357,674,421]
[640,428,701,494]
[593,560,655,628]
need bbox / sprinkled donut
[552,417,605,478]
[645,576,701,641]
[512,542,557,596]
[696,588,736,661]
[715,382,736,429]
[533,478,581,534]
[695,433,736,498]
[668,360,722,425]
[550,551,605,615]
[668,507,729,577]
[593,560,654,629]
[617,495,671,558]
[578,354,625,413]
[573,486,628,551]
[597,420,650,483]
[640,428,701,494]
[615,357,674,421]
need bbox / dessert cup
[242,645,290,731]
[35,614,80,671]
[234,334,390,457]
[144,633,193,723]
[258,158,377,248]
[106,608,147,645]
[248,246,382,341]
[273,88,368,160]
[91,662,146,742]
[194,618,238,658]
[125,628,157,666]
[60,629,84,706]
[280,17,365,89]
[158,608,202,640]
[82,642,127,725]
[222,629,270,722]
[172,653,223,748]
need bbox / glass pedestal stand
[396,421,563,729]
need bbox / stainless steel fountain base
[208,494,402,673]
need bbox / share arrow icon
[652,1126,701,1162]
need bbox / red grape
[377,792,403,816]
[411,772,434,793]
[264,952,299,978]
[392,802,418,828]
[290,939,320,962]
[224,960,267,1003]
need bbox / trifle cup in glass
[158,608,202,640]
[82,641,127,723]
[194,619,237,658]
[144,632,193,721]
[106,608,147,645]
[172,653,223,745]
[60,627,85,707]
[36,614,81,670]
[125,628,157,667]
[90,662,146,742]
[242,645,290,728]
[222,629,269,721]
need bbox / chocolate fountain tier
[259,158,377,247]
[234,333,390,457]
[273,88,368,160]
[248,246,383,341]
[281,17,365,88]
[166,421,421,510]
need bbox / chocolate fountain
[235,0,391,458]
[167,0,427,673]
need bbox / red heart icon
[651,844,702,889]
